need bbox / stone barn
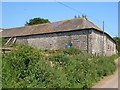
[2,17,117,56]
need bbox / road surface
[92,58,119,89]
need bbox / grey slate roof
[2,18,102,37]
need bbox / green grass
[2,45,119,88]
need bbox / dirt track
[92,58,119,89]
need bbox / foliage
[25,17,50,26]
[0,49,1,89]
[62,48,83,55]
[0,38,7,47]
[2,45,118,88]
[113,37,120,55]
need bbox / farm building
[2,17,117,56]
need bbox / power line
[104,23,117,37]
[55,1,84,15]
[55,0,117,37]
[54,0,102,24]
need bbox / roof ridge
[86,19,102,31]
[4,18,84,30]
[2,18,104,38]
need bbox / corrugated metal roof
[2,18,102,37]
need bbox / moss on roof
[2,18,102,37]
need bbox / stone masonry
[15,29,117,56]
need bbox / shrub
[0,38,7,46]
[62,48,82,55]
[2,45,118,88]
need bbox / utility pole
[103,21,104,55]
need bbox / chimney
[82,15,87,20]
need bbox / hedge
[2,45,118,88]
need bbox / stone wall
[16,30,90,51]
[16,36,28,45]
[104,35,116,56]
[91,30,104,55]
[91,30,117,56]
[15,29,116,56]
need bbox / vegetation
[2,45,118,88]
[25,17,50,26]
[0,46,1,89]
[0,38,7,47]
[113,37,120,54]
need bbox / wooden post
[103,21,104,56]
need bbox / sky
[1,2,118,37]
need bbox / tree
[113,37,120,54]
[25,17,50,26]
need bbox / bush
[0,38,7,46]
[2,45,69,88]
[2,45,118,88]
[62,48,82,55]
